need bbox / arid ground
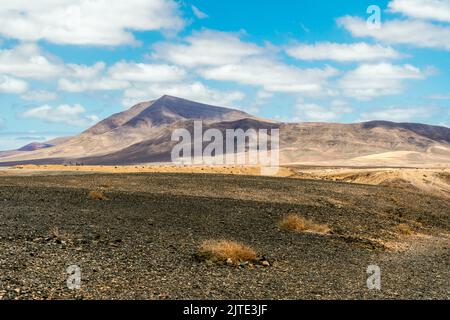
[0,166,448,300]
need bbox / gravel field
[0,173,448,300]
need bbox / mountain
[18,142,54,152]
[0,136,72,159]
[0,95,449,166]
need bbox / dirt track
[0,173,448,299]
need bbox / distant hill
[0,136,71,159]
[0,95,449,167]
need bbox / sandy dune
[289,166,450,198]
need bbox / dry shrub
[396,223,414,236]
[198,240,258,264]
[279,214,331,234]
[88,190,109,201]
[49,227,72,244]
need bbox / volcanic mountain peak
[1,95,449,166]
[124,95,254,127]
[85,95,254,135]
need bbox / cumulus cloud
[58,77,129,92]
[108,62,186,83]
[429,93,450,100]
[199,58,339,95]
[122,82,245,107]
[0,0,184,46]
[153,30,263,68]
[66,62,106,79]
[22,104,99,126]
[153,30,339,96]
[0,75,28,94]
[21,90,57,102]
[339,63,425,99]
[286,42,403,62]
[58,61,188,92]
[191,5,208,19]
[389,0,450,23]
[0,43,65,79]
[0,43,109,86]
[338,16,450,51]
[294,100,353,122]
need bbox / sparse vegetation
[88,190,109,201]
[49,227,72,244]
[197,240,258,265]
[279,214,331,234]
[396,223,414,236]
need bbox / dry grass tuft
[279,214,331,234]
[88,190,109,201]
[198,240,258,264]
[49,227,72,244]
[395,223,414,236]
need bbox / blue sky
[0,0,449,150]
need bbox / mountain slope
[0,95,449,166]
[0,95,257,163]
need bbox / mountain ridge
[1,95,449,166]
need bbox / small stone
[261,261,270,267]
[226,258,234,266]
[205,260,214,266]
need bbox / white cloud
[0,43,65,79]
[286,42,403,62]
[153,30,263,68]
[0,43,108,85]
[429,93,450,100]
[21,90,57,102]
[294,100,353,122]
[153,30,340,96]
[108,62,186,83]
[199,58,339,95]
[256,90,274,100]
[191,5,208,19]
[58,77,129,92]
[67,62,106,79]
[0,0,184,46]
[339,63,425,99]
[294,103,340,122]
[389,0,450,23]
[338,16,450,51]
[58,61,188,92]
[22,104,99,127]
[359,106,433,122]
[0,75,28,94]
[122,82,245,107]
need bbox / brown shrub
[198,240,258,264]
[88,190,109,201]
[279,214,331,234]
[396,223,414,235]
[49,227,72,244]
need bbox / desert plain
[0,164,448,300]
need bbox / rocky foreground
[0,173,448,299]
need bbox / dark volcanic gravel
[0,173,448,300]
